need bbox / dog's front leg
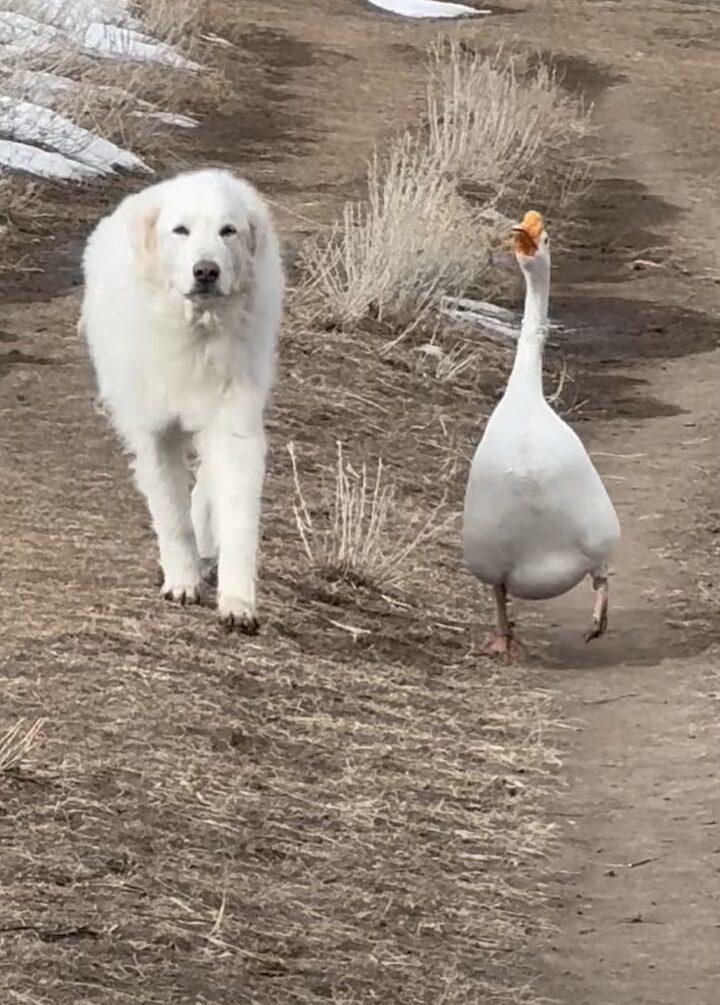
[131,427,201,604]
[200,422,266,634]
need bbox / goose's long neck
[505,267,550,398]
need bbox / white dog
[80,168,284,632]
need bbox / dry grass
[0,627,558,1004]
[0,265,561,1000]
[298,40,593,332]
[288,439,448,591]
[0,5,568,1003]
[61,55,231,156]
[298,137,494,329]
[0,718,45,773]
[409,324,509,385]
[135,0,205,44]
[0,1,233,263]
[427,39,593,208]
[429,342,483,383]
[0,175,48,230]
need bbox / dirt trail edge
[531,6,720,1001]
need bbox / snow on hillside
[0,1,201,181]
[0,0,494,184]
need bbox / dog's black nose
[193,260,220,285]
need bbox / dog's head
[133,172,264,302]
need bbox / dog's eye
[220,224,237,237]
[173,224,190,236]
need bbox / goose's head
[511,210,550,279]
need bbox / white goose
[462,210,620,657]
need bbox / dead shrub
[288,440,448,592]
[427,38,594,209]
[298,136,497,329]
[298,41,592,331]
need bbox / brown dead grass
[0,718,45,773]
[1,618,557,1004]
[136,0,205,43]
[66,54,232,157]
[0,5,566,1004]
[0,270,559,1004]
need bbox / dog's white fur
[80,168,284,630]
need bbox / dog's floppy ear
[133,205,161,278]
[246,213,264,258]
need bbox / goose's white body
[463,213,620,627]
[463,370,620,600]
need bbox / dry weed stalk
[418,340,482,383]
[0,718,46,773]
[288,440,447,590]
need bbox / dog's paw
[161,580,201,605]
[200,559,218,588]
[218,595,259,635]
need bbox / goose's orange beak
[511,210,544,256]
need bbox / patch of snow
[0,2,210,181]
[0,8,194,67]
[440,295,570,343]
[134,109,197,129]
[40,0,130,31]
[368,0,490,19]
[0,138,99,179]
[0,12,62,56]
[83,23,201,69]
[2,69,76,106]
[0,97,149,173]
[4,70,198,129]
[447,297,516,323]
[200,32,233,48]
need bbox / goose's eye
[220,224,237,237]
[173,224,189,236]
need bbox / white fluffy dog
[80,168,284,632]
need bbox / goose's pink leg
[484,585,524,659]
[585,569,609,642]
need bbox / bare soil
[2,1,720,1003]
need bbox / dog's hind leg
[191,461,218,586]
[132,426,201,604]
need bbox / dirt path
[524,8,720,999]
[541,350,720,1003]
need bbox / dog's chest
[155,332,250,429]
